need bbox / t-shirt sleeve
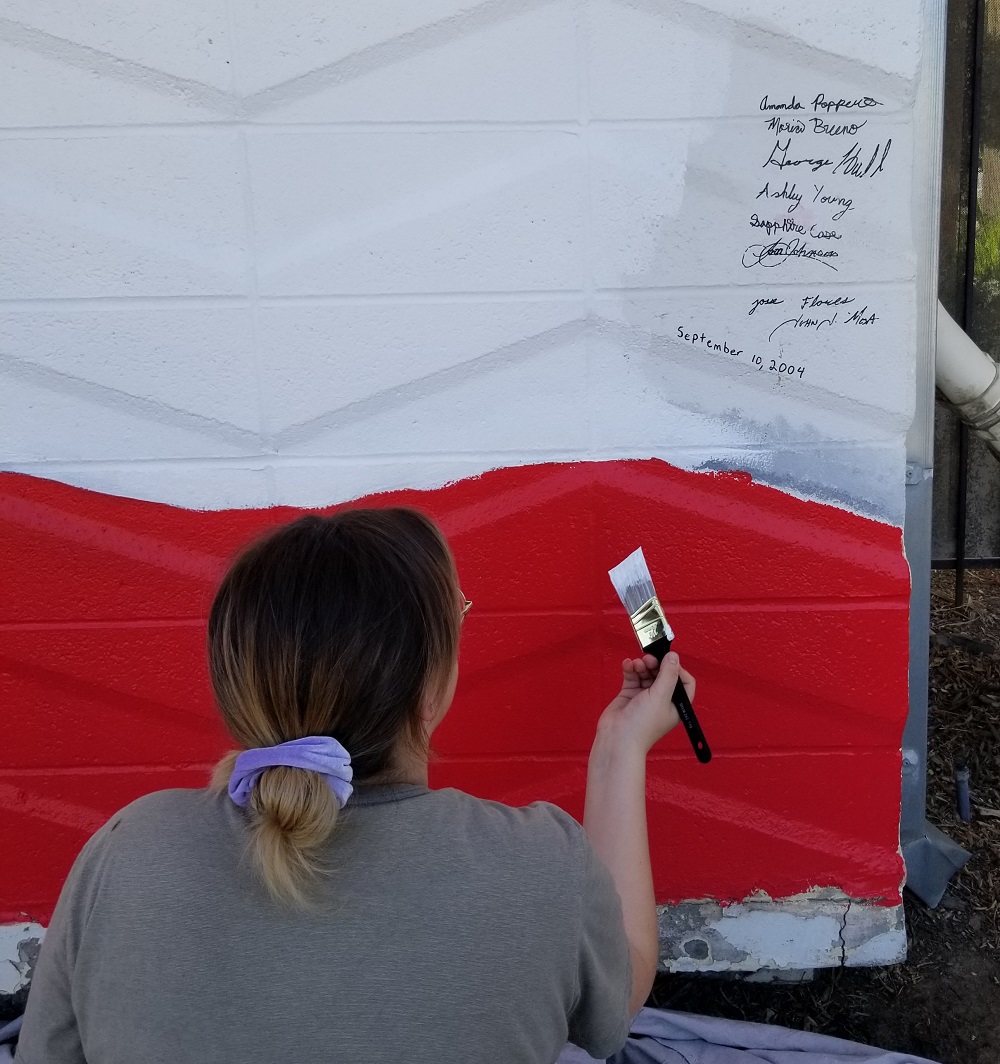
[565,833,633,1057]
[14,821,116,1064]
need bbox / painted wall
[1,1,928,970]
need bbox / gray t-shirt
[16,785,632,1064]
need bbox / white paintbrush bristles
[608,547,657,616]
[608,546,676,647]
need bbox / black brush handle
[671,678,711,764]
[644,635,712,764]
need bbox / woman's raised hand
[596,652,695,755]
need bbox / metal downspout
[900,301,999,907]
[937,302,1000,454]
[899,1,969,909]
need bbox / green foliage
[975,210,1000,287]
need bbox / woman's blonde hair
[208,508,461,907]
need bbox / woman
[15,508,692,1064]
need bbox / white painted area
[688,1,922,84]
[844,928,907,968]
[243,3,581,123]
[0,135,247,300]
[660,898,906,973]
[709,908,846,968]
[588,1,921,120]
[0,1,934,524]
[0,923,44,995]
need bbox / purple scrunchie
[228,736,354,810]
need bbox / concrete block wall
[1,0,929,972]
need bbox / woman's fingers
[619,652,693,701]
[619,657,640,692]
[678,664,696,702]
[602,651,691,751]
[631,654,659,689]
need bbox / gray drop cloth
[1,1005,944,1063]
[558,1007,942,1064]
[0,1017,20,1062]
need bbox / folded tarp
[558,1007,941,1064]
[1,1006,943,1063]
[0,1016,20,1062]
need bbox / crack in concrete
[838,898,852,966]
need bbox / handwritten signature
[748,296,785,316]
[768,312,838,342]
[763,138,891,179]
[741,238,840,271]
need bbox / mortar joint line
[234,128,277,488]
[222,0,276,482]
[574,0,597,455]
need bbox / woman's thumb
[654,651,680,687]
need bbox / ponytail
[212,754,340,907]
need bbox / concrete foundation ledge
[0,924,43,1018]
[3,898,906,1007]
[659,892,906,972]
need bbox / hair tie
[228,736,354,810]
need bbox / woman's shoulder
[429,788,588,865]
[82,787,230,863]
[103,786,221,831]
[50,789,227,910]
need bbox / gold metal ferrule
[629,595,675,649]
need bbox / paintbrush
[608,547,711,764]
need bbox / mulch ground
[650,569,1000,1064]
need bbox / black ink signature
[811,93,882,113]
[742,239,840,271]
[832,139,891,178]
[811,116,867,136]
[749,297,785,316]
[749,213,805,237]
[812,185,854,219]
[760,94,804,111]
[768,312,839,342]
[800,294,854,311]
[756,180,803,213]
[766,116,806,135]
[763,138,835,173]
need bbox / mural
[1,460,909,925]
[0,0,928,967]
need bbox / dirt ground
[650,569,1000,1064]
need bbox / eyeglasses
[458,591,473,622]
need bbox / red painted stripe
[0,460,909,922]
